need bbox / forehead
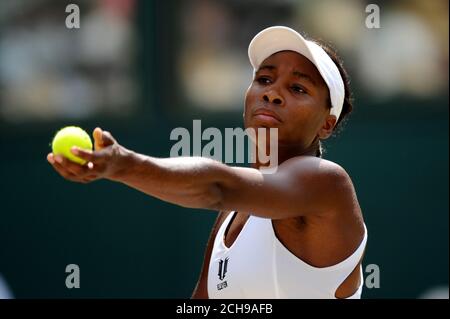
[258,50,326,86]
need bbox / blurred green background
[0,0,448,298]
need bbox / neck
[251,137,320,170]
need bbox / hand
[47,127,128,183]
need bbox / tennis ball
[52,126,93,165]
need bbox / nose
[263,90,284,106]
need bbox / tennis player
[47,26,367,299]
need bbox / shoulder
[280,156,357,212]
[281,156,351,183]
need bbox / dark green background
[1,97,448,298]
[0,1,448,298]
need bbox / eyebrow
[257,65,276,72]
[292,70,317,86]
[256,65,317,86]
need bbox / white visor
[248,26,345,120]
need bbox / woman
[47,26,367,299]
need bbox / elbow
[203,182,224,210]
[180,160,231,211]
[180,182,224,211]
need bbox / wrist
[107,146,138,182]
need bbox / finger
[49,157,79,181]
[55,154,91,176]
[71,147,102,164]
[81,175,99,183]
[93,127,104,150]
[84,173,99,180]
[47,153,55,164]
[48,154,92,183]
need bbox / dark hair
[312,40,353,157]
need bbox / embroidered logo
[218,257,229,280]
[217,257,229,290]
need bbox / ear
[317,114,337,140]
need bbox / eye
[291,84,307,94]
[256,76,272,85]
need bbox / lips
[253,108,282,123]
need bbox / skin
[47,51,365,299]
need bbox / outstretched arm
[47,128,355,219]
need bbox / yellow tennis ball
[52,126,93,165]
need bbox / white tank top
[207,211,368,299]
